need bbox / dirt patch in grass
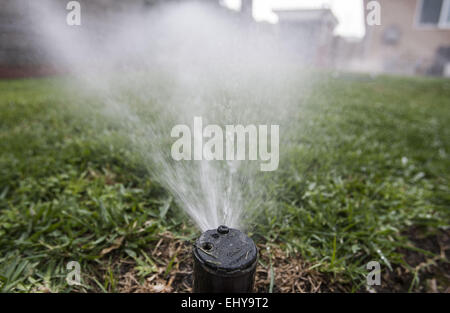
[101,228,449,293]
[373,228,449,293]
[113,233,345,293]
[91,228,449,293]
[253,245,347,293]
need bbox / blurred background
[0,0,449,293]
[1,0,449,78]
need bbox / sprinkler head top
[194,225,257,273]
[192,225,258,293]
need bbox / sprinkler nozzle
[192,225,258,293]
[217,225,229,234]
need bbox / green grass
[0,74,449,292]
[258,75,450,289]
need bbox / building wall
[0,0,232,78]
[0,0,36,66]
[0,0,173,77]
[333,36,365,71]
[274,9,337,67]
[363,0,450,75]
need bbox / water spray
[193,225,258,293]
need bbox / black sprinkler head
[192,225,258,293]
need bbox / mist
[26,0,310,231]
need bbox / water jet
[192,225,258,293]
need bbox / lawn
[0,74,449,292]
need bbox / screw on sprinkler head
[192,225,258,293]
